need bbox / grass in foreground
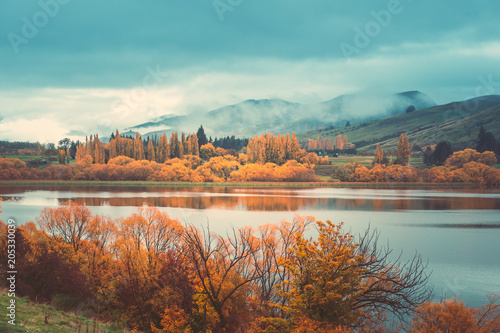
[0,293,127,333]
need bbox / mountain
[130,91,436,139]
[299,95,500,151]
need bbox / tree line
[337,148,500,186]
[306,134,355,151]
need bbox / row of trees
[71,130,329,168]
[75,131,201,165]
[212,136,249,151]
[246,132,329,166]
[1,149,498,185]
[0,155,320,183]
[420,126,499,167]
[306,134,354,152]
[1,202,498,332]
[338,149,500,186]
[374,134,411,166]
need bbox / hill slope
[298,95,500,151]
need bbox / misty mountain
[130,91,436,139]
[300,95,500,152]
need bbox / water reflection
[1,185,500,212]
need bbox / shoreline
[0,180,487,189]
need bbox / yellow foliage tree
[395,134,410,166]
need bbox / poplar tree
[156,134,169,163]
[395,134,410,166]
[180,132,186,158]
[147,140,155,161]
[134,133,144,160]
[126,140,134,158]
[108,139,118,160]
[170,132,180,159]
[75,143,86,164]
[290,132,301,161]
[374,144,388,165]
[93,135,105,164]
[335,134,344,151]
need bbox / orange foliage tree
[409,296,500,333]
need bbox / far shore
[0,180,487,189]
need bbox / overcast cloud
[1,0,499,142]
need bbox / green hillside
[298,95,500,152]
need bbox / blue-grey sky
[1,0,499,142]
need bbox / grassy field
[2,155,47,162]
[327,155,374,167]
[0,293,126,333]
[0,155,73,167]
[327,155,424,167]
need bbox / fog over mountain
[130,91,436,138]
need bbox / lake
[1,184,499,308]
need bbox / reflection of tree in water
[22,185,500,212]
[242,196,301,211]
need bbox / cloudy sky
[1,0,499,143]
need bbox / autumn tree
[93,134,106,164]
[108,138,118,160]
[115,206,185,331]
[115,130,125,156]
[409,296,500,333]
[155,133,170,163]
[180,132,187,158]
[374,144,388,165]
[147,140,155,161]
[307,137,335,151]
[251,216,315,328]
[126,138,134,158]
[200,143,217,161]
[335,134,344,151]
[279,220,432,329]
[85,135,93,156]
[37,201,94,252]
[169,132,181,159]
[2,224,91,307]
[196,155,240,182]
[183,224,261,331]
[445,149,497,168]
[395,134,410,166]
[58,148,67,164]
[187,133,200,156]
[75,143,89,165]
[134,133,145,160]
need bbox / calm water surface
[1,184,499,308]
